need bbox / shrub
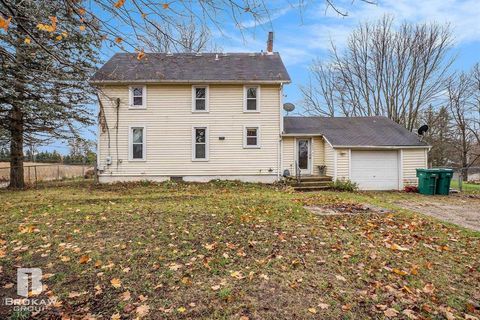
[329,179,358,192]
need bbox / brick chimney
[266,32,274,54]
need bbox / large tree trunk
[9,106,24,188]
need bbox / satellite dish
[418,124,429,136]
[283,103,295,113]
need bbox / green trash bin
[416,169,438,195]
[435,168,453,195]
[416,168,453,195]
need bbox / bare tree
[302,16,454,130]
[139,19,217,53]
[446,71,478,179]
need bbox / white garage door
[351,150,399,190]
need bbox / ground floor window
[130,126,146,160]
[244,126,260,148]
[193,127,208,160]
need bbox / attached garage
[350,150,399,190]
[283,116,430,190]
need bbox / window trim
[192,85,209,113]
[128,125,146,161]
[243,85,261,113]
[129,85,147,109]
[243,125,261,149]
[192,126,209,161]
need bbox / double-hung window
[129,126,146,160]
[130,86,146,108]
[244,86,260,112]
[193,127,208,161]
[244,126,260,148]
[192,86,209,112]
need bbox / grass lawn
[450,180,480,194]
[0,180,479,319]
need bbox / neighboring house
[91,40,429,190]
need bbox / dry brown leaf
[423,283,435,294]
[211,285,221,291]
[136,304,150,317]
[384,308,399,318]
[110,278,122,288]
[402,309,418,319]
[308,307,317,314]
[335,275,347,282]
[121,290,131,301]
[79,255,90,264]
[0,16,12,32]
[111,313,121,320]
[114,0,126,8]
[318,303,329,310]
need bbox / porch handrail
[295,160,301,184]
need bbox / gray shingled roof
[91,52,291,83]
[284,116,428,147]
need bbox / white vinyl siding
[335,149,350,180]
[243,86,260,112]
[97,84,280,176]
[402,148,427,185]
[282,137,295,175]
[129,86,146,109]
[324,142,335,178]
[312,137,325,175]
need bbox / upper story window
[192,127,208,161]
[244,86,260,112]
[129,86,146,108]
[192,86,209,112]
[129,126,146,160]
[243,126,260,148]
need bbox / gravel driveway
[395,194,480,231]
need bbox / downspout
[278,84,284,180]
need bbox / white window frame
[243,86,261,113]
[129,85,147,109]
[129,125,146,161]
[243,126,261,149]
[192,126,209,161]
[192,85,209,113]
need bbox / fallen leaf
[111,313,121,320]
[335,275,347,282]
[318,303,329,310]
[3,283,14,289]
[402,309,418,319]
[177,306,186,313]
[384,308,399,317]
[60,256,71,262]
[0,16,12,32]
[136,304,150,317]
[423,283,435,294]
[79,255,90,264]
[120,290,131,301]
[308,308,317,314]
[114,0,126,8]
[24,37,31,44]
[110,278,122,288]
[387,243,410,251]
[211,285,221,291]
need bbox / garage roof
[283,116,429,147]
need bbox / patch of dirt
[395,195,480,231]
[305,203,391,216]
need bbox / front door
[297,138,311,175]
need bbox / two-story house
[91,37,429,190]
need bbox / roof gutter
[90,79,292,85]
[333,145,431,149]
